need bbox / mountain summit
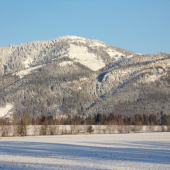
[0,36,170,118]
[0,35,135,74]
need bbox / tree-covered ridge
[0,36,170,119]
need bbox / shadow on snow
[0,140,170,166]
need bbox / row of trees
[0,112,170,137]
[76,113,170,126]
[1,112,170,126]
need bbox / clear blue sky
[0,0,170,54]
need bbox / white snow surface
[59,36,106,47]
[106,49,125,59]
[106,48,134,60]
[0,35,139,73]
[0,103,15,118]
[12,64,45,79]
[89,41,106,48]
[22,57,34,68]
[53,104,62,111]
[137,74,161,84]
[145,75,161,83]
[0,133,170,170]
[68,44,105,71]
[59,35,86,40]
[59,61,73,67]
[126,54,133,58]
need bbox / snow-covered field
[0,133,170,170]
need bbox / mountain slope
[0,36,170,118]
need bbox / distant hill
[0,36,170,119]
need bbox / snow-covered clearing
[106,49,134,60]
[59,61,73,67]
[144,75,161,83]
[0,103,15,118]
[60,36,106,48]
[12,64,45,79]
[106,49,125,59]
[69,44,105,71]
[22,57,34,68]
[89,42,106,48]
[0,133,170,170]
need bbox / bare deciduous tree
[49,125,57,135]
[0,125,11,137]
[12,112,19,136]
[17,112,31,136]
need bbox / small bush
[131,125,142,133]
[39,125,48,135]
[71,125,78,134]
[33,125,39,136]
[118,125,124,134]
[161,126,165,132]
[103,128,106,134]
[87,125,94,134]
[107,125,115,134]
[18,125,27,136]
[124,126,130,133]
[0,125,10,137]
[49,126,56,135]
[96,125,101,134]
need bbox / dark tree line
[84,113,167,126]
[1,113,170,126]
[30,113,170,126]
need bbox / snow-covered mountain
[0,36,135,75]
[0,36,170,118]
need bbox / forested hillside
[0,36,170,119]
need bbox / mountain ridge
[0,35,136,75]
[0,36,170,119]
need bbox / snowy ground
[0,103,15,118]
[0,133,170,170]
[12,64,45,79]
[68,44,105,71]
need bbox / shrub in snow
[33,125,40,136]
[49,125,57,135]
[167,126,170,132]
[87,125,94,134]
[0,125,11,137]
[39,125,48,136]
[161,126,165,132]
[118,125,124,134]
[124,125,131,133]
